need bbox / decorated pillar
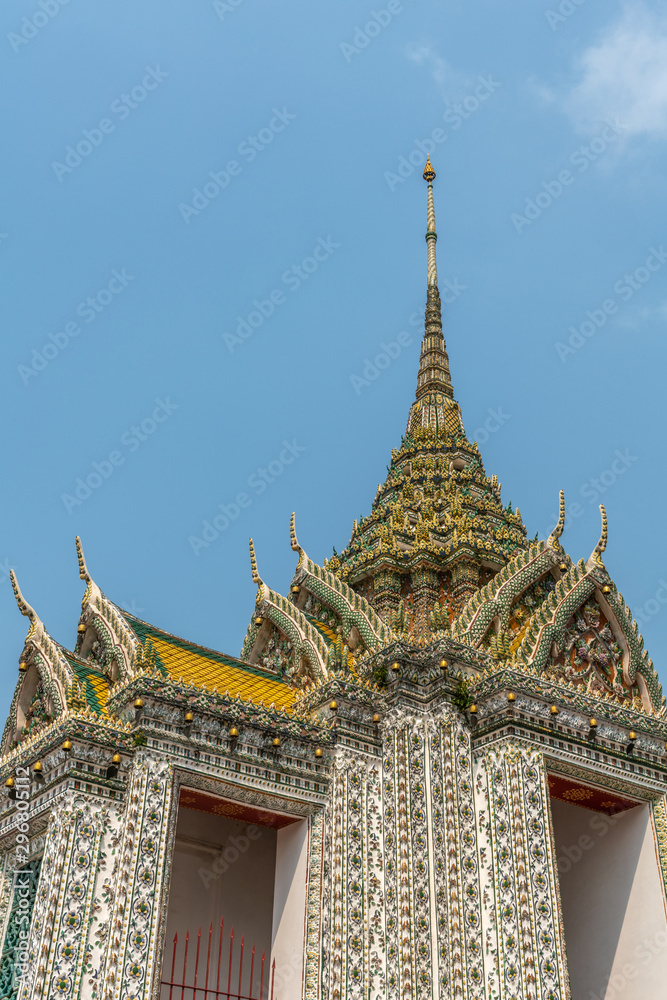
[17,792,108,1000]
[477,743,570,1000]
[100,751,175,1000]
[373,570,403,628]
[451,559,480,613]
[652,794,667,906]
[410,565,440,637]
[319,708,488,1000]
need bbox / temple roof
[123,613,296,710]
[3,158,665,754]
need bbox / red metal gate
[161,918,276,1000]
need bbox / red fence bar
[168,933,178,1000]
[227,928,234,998]
[181,931,189,1000]
[161,919,271,1000]
[204,923,212,1000]
[238,936,244,999]
[216,919,224,997]
[193,927,202,999]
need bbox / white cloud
[407,46,473,105]
[564,3,667,138]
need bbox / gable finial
[590,504,608,566]
[547,490,566,548]
[290,512,300,553]
[75,536,91,582]
[249,538,263,586]
[10,570,35,621]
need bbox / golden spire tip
[423,156,436,182]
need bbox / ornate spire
[424,156,437,287]
[410,157,456,423]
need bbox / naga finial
[290,512,300,553]
[290,512,306,568]
[249,538,262,586]
[75,536,90,582]
[547,490,566,549]
[590,505,608,566]
[10,570,35,620]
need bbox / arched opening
[548,774,667,998]
[15,665,53,744]
[161,789,309,999]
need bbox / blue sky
[2,0,667,714]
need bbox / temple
[1,157,667,1000]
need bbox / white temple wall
[551,797,667,1000]
[270,819,308,999]
[164,804,277,988]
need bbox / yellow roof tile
[149,634,296,710]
